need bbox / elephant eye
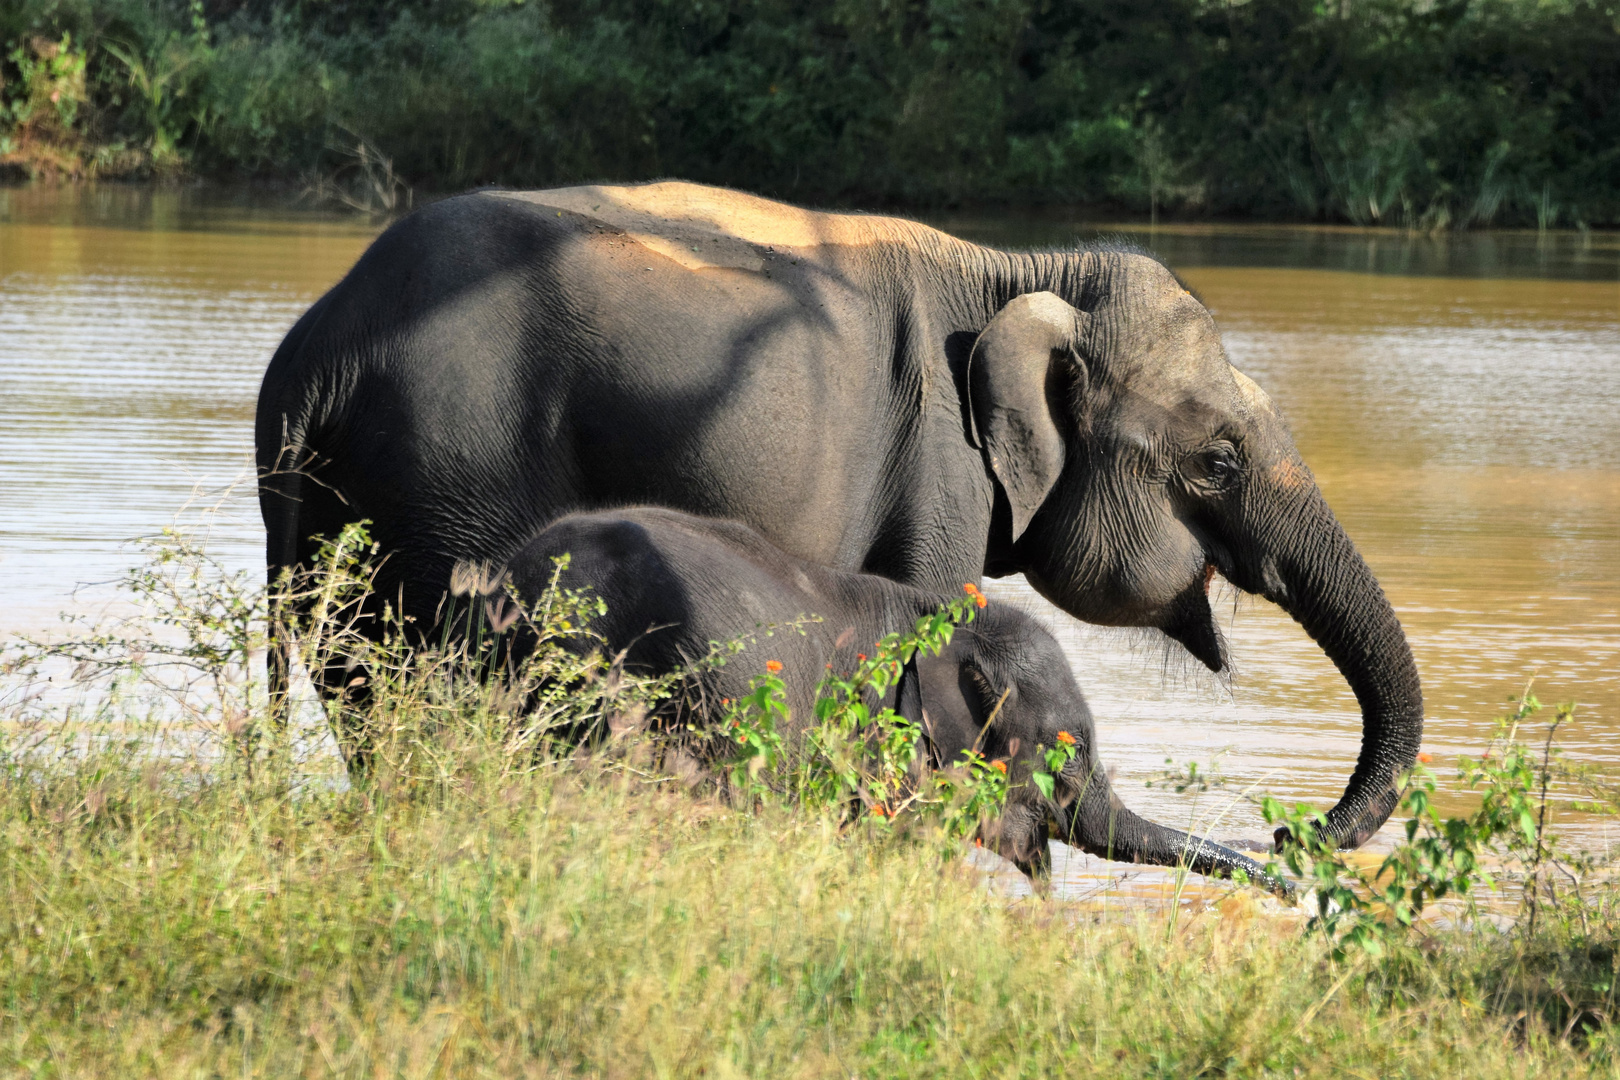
[1187,443,1241,492]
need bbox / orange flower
[871,804,888,818]
[963,582,980,595]
[765,660,783,674]
[721,698,731,707]
[974,593,988,608]
[1417,752,1433,764]
[1056,730,1075,745]
[974,837,984,848]
[991,760,1007,774]
[857,653,868,662]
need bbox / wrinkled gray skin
[506,507,1291,896]
[257,181,1421,849]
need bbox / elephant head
[966,260,1422,848]
[901,604,1291,895]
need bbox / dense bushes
[2,0,1616,225]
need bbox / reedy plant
[3,523,268,767]
[265,520,720,796]
[1,517,668,798]
[100,0,213,173]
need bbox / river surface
[2,186,1617,887]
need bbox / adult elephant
[256,181,1422,849]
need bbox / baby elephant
[506,507,1286,895]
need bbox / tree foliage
[3,0,1615,224]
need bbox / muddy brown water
[3,187,1617,900]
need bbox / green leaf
[1031,770,1054,800]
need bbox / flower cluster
[1031,730,1080,800]
[962,582,989,609]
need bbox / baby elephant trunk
[1061,763,1294,898]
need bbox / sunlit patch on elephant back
[489,181,939,272]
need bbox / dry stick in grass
[1293,958,1363,1037]
[969,687,1013,757]
[1528,708,1569,939]
[1165,769,1282,926]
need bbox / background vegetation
[1,0,1615,226]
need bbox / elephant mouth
[1161,563,1227,673]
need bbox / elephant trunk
[1253,475,1424,848]
[1062,761,1293,898]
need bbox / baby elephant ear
[892,655,940,766]
[967,292,1090,541]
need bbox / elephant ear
[893,656,942,768]
[968,292,1090,541]
[897,642,992,767]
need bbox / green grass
[3,525,1620,1076]
[0,726,1615,1078]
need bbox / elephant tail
[255,291,350,730]
[257,385,313,732]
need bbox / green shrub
[717,586,1010,848]
[0,33,89,176]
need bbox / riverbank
[2,0,1616,228]
[3,519,1619,1076]
[2,701,1617,1076]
